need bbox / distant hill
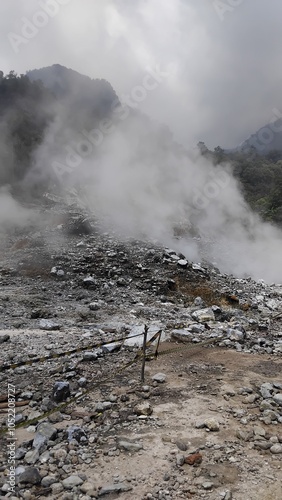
[232,116,282,156]
[0,65,120,196]
[27,64,119,128]
[0,65,176,198]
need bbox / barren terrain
[0,203,281,500]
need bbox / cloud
[1,0,282,148]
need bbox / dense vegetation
[198,142,282,225]
[0,65,281,225]
[0,66,118,197]
[0,70,54,187]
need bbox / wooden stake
[154,330,162,358]
[141,325,148,382]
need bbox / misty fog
[23,102,281,284]
[1,0,282,284]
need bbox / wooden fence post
[141,325,148,382]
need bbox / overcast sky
[0,0,282,149]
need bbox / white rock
[152,373,166,383]
[273,393,282,406]
[192,308,215,322]
[171,329,193,342]
[177,259,188,267]
[192,263,205,272]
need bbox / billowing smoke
[31,105,282,284]
[0,187,36,232]
[2,0,282,284]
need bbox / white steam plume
[34,110,282,284]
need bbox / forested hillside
[198,143,282,225]
[27,64,118,129]
[0,66,119,196]
[0,70,54,186]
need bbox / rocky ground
[0,201,282,499]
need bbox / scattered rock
[41,475,57,487]
[67,426,87,443]
[83,351,98,361]
[0,334,10,343]
[260,383,273,399]
[39,319,61,331]
[98,483,132,496]
[202,481,214,490]
[253,425,265,437]
[2,203,282,500]
[176,454,185,466]
[62,475,84,489]
[177,259,188,267]
[52,381,70,402]
[152,373,166,383]
[118,440,143,452]
[184,452,203,465]
[83,276,97,288]
[204,418,220,431]
[270,444,282,454]
[227,328,245,342]
[273,393,282,406]
[175,440,188,452]
[78,377,87,387]
[24,449,40,465]
[171,329,193,342]
[18,467,41,485]
[89,302,101,311]
[191,308,215,322]
[134,402,153,416]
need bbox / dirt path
[79,345,282,499]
